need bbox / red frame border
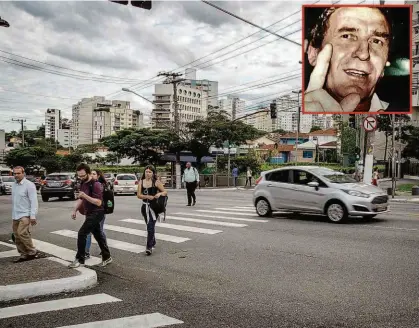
[301,4,413,115]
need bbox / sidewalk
[0,240,97,303]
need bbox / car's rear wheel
[326,202,348,223]
[42,195,49,202]
[255,198,272,217]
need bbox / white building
[409,0,419,126]
[218,95,246,119]
[93,100,144,143]
[151,83,208,129]
[245,107,272,132]
[45,109,61,141]
[180,69,218,109]
[57,129,70,148]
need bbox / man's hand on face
[305,44,361,113]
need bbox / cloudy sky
[0,0,382,132]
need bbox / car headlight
[343,190,370,198]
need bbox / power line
[201,0,301,46]
[0,88,80,100]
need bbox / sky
[0,0,385,133]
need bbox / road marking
[215,207,256,213]
[174,212,268,223]
[0,249,19,258]
[104,224,190,243]
[360,225,418,232]
[0,293,121,319]
[51,230,145,253]
[56,312,184,328]
[161,216,247,227]
[195,209,256,217]
[0,240,15,248]
[31,239,102,265]
[232,206,255,209]
[120,219,223,234]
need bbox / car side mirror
[308,181,319,188]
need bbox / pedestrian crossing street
[0,292,183,327]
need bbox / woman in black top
[137,165,167,255]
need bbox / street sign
[363,116,377,132]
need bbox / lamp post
[292,90,302,162]
[0,17,10,28]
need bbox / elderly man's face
[310,7,390,102]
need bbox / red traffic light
[131,1,152,10]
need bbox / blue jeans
[85,214,106,253]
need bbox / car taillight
[114,181,118,185]
[64,180,72,185]
[255,176,262,185]
[135,180,139,185]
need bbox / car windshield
[310,168,356,184]
[117,175,136,180]
[104,174,112,178]
[46,175,70,181]
[2,176,14,182]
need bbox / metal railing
[155,174,255,189]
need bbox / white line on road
[56,312,184,328]
[196,209,256,217]
[120,219,223,234]
[104,224,190,243]
[31,239,102,266]
[174,212,268,223]
[0,240,15,248]
[52,230,145,253]
[161,216,247,228]
[359,225,418,232]
[0,293,121,319]
[215,207,255,213]
[232,206,255,209]
[0,249,19,258]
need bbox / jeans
[85,214,106,253]
[233,176,238,187]
[76,211,110,264]
[245,177,252,187]
[141,204,156,250]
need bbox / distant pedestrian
[11,166,40,263]
[69,163,112,268]
[137,165,168,255]
[372,167,379,186]
[245,167,252,187]
[85,169,108,259]
[232,166,239,188]
[182,162,199,206]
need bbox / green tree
[377,114,410,160]
[402,126,419,160]
[5,146,60,173]
[310,126,322,132]
[105,153,119,166]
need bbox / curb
[389,198,419,203]
[0,257,97,302]
[168,187,255,192]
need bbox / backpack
[89,181,114,214]
[145,179,168,221]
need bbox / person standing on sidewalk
[372,167,380,186]
[85,169,108,259]
[245,167,252,187]
[232,166,239,188]
[137,165,167,255]
[11,166,40,263]
[182,162,199,206]
[69,163,112,268]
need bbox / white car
[113,174,138,195]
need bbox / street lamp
[292,90,302,161]
[121,87,153,104]
[0,17,10,28]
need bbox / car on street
[103,173,115,190]
[0,175,14,194]
[113,173,138,195]
[40,172,77,202]
[253,166,389,223]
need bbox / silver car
[1,176,14,194]
[253,166,389,223]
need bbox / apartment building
[0,129,5,164]
[151,83,208,129]
[57,129,70,148]
[93,100,144,143]
[410,0,419,126]
[182,68,219,108]
[218,95,246,119]
[45,109,61,140]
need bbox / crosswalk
[0,292,183,327]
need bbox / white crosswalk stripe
[120,219,223,234]
[215,207,256,213]
[173,212,268,223]
[159,216,248,228]
[52,230,146,253]
[195,209,257,217]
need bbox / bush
[259,163,357,174]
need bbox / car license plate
[376,205,387,212]
[49,182,60,187]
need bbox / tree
[105,153,119,166]
[5,146,60,173]
[402,126,419,160]
[377,114,410,160]
[271,128,287,134]
[310,126,322,132]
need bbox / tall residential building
[245,107,272,132]
[0,129,5,164]
[151,83,208,129]
[409,1,419,126]
[45,109,61,140]
[218,95,246,119]
[180,69,218,109]
[57,129,70,148]
[93,100,144,143]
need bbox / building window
[303,151,313,159]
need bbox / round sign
[363,116,377,132]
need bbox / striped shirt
[12,177,38,220]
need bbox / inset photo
[302,4,412,114]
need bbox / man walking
[69,163,112,268]
[11,166,40,262]
[182,162,199,206]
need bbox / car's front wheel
[326,202,348,223]
[255,198,272,217]
[41,195,49,202]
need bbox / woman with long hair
[85,169,108,258]
[137,165,167,255]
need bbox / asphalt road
[0,189,418,328]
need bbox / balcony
[153,98,171,104]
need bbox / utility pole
[158,71,185,189]
[12,118,26,147]
[398,116,402,179]
[292,90,302,162]
[391,114,396,198]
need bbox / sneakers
[68,259,84,268]
[101,257,113,267]
[85,252,90,259]
[146,248,152,256]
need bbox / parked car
[113,173,138,195]
[26,176,41,190]
[40,172,77,202]
[103,173,115,190]
[253,166,389,223]
[0,176,14,194]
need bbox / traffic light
[349,114,355,128]
[109,1,152,10]
[270,102,277,119]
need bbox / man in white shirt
[182,162,199,206]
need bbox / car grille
[372,195,388,204]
